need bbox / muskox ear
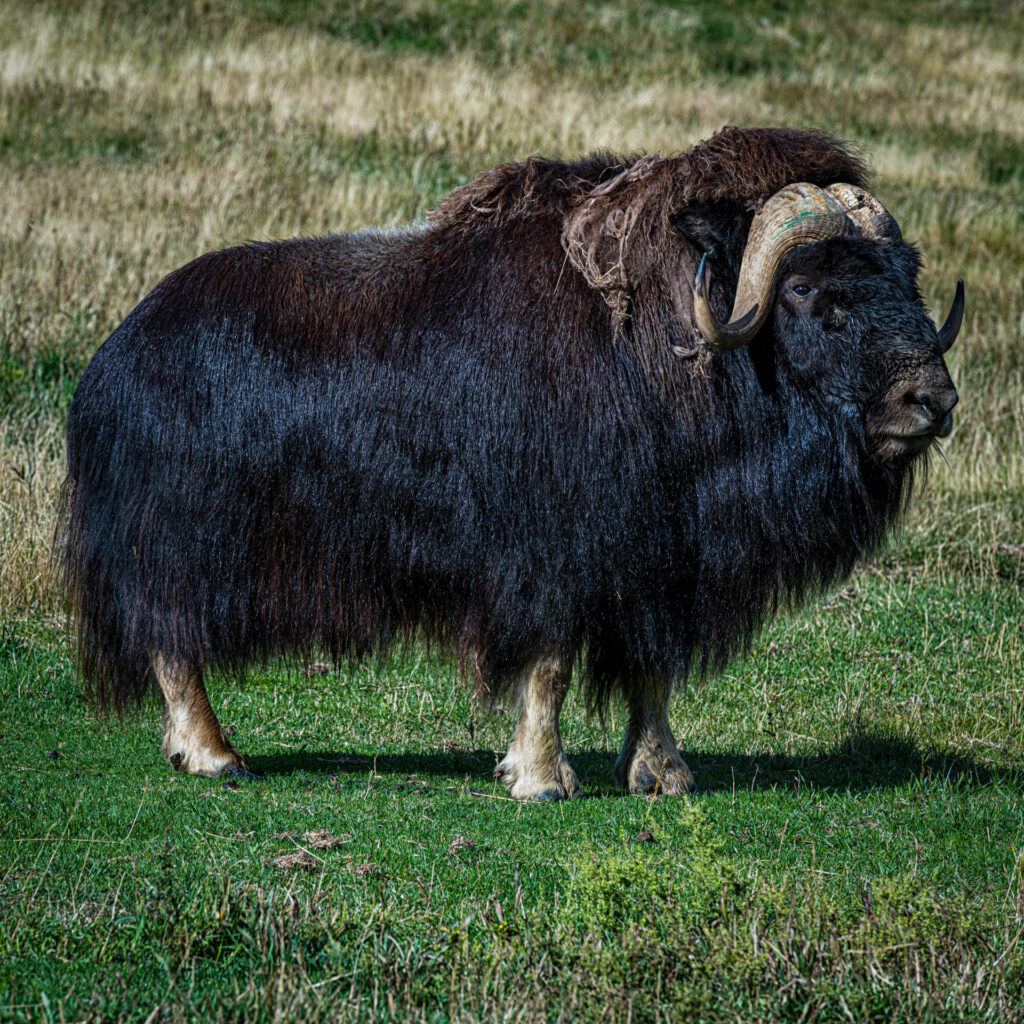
[562,155,678,324]
[670,204,745,280]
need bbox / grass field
[2,1,1023,1020]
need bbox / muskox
[60,126,963,799]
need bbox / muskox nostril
[906,389,958,426]
[907,391,938,420]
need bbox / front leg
[153,653,249,778]
[494,654,581,801]
[614,676,695,795]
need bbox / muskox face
[685,181,963,465]
[772,237,960,463]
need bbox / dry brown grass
[1,0,1021,619]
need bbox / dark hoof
[533,787,582,802]
[632,770,698,796]
[169,753,184,771]
[220,764,263,782]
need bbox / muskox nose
[907,388,959,436]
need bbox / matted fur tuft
[432,126,867,323]
[60,126,909,715]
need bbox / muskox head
[680,182,963,464]
[547,138,962,466]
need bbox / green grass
[2,0,1024,1019]
[2,570,1022,1022]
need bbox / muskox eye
[791,282,814,297]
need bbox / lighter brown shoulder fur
[428,127,870,325]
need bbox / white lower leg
[494,655,580,800]
[153,653,246,778]
[614,678,694,795]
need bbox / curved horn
[825,183,902,240]
[937,278,965,353]
[693,183,855,350]
[693,254,760,350]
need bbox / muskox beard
[575,384,917,708]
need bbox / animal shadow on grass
[247,728,1020,797]
[680,729,1022,796]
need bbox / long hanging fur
[58,126,911,713]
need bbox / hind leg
[494,654,580,801]
[614,676,695,795]
[153,653,248,778]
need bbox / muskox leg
[153,653,248,778]
[613,677,695,795]
[494,655,580,801]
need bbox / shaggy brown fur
[431,126,867,323]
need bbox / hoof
[631,764,695,796]
[494,753,581,802]
[220,764,262,782]
[163,744,248,779]
[533,787,581,802]
[616,750,696,796]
